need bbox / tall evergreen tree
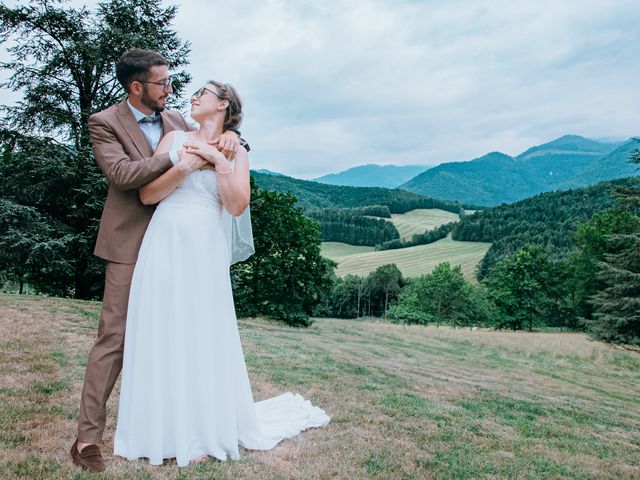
[0,198,66,295]
[0,0,190,297]
[586,233,640,346]
[566,209,640,326]
[586,143,640,346]
[612,142,640,210]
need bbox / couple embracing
[70,48,330,472]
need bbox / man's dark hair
[116,48,169,92]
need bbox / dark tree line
[377,222,456,250]
[349,205,392,218]
[309,206,458,250]
[315,264,405,319]
[308,208,399,246]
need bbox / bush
[389,263,495,327]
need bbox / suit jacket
[90,99,195,263]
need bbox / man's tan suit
[78,99,194,443]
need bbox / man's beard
[141,88,166,114]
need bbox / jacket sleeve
[89,114,173,191]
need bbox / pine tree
[586,142,640,346]
[586,233,640,346]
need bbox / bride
[114,81,330,466]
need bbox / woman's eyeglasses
[192,87,224,100]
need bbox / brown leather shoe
[70,438,105,473]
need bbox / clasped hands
[178,131,238,174]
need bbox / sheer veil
[222,157,255,265]
[222,205,254,265]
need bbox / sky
[3,0,640,178]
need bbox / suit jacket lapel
[115,99,154,158]
[160,109,181,137]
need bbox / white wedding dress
[114,132,330,466]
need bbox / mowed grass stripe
[320,242,375,259]
[327,235,491,280]
[389,208,460,241]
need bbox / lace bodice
[159,131,223,212]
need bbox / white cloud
[3,0,639,178]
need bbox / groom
[71,48,245,472]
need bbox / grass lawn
[320,242,375,259]
[389,209,460,241]
[324,235,491,281]
[1,293,638,479]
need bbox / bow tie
[138,115,161,124]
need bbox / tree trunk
[74,257,90,299]
[19,280,24,295]
[384,290,389,319]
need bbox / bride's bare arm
[215,148,250,216]
[138,132,206,205]
[182,140,250,216]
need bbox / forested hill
[559,140,640,187]
[401,135,635,206]
[452,175,640,278]
[251,171,470,214]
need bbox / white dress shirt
[127,99,179,165]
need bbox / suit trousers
[77,261,136,444]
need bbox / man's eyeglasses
[140,77,173,90]
[192,87,224,100]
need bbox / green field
[321,242,375,259]
[323,235,491,280]
[1,294,638,479]
[321,209,489,280]
[389,208,460,241]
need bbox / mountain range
[400,135,637,205]
[253,168,284,176]
[304,135,638,206]
[313,164,429,188]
